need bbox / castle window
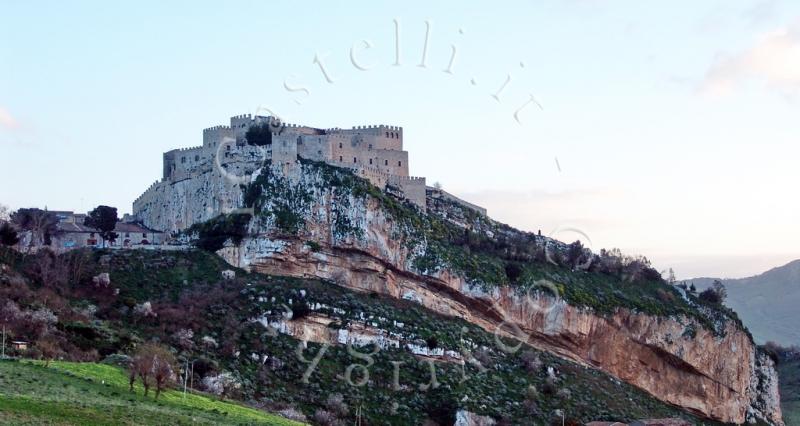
[195,155,199,161]
[398,161,402,167]
[368,144,372,149]
[226,145,231,151]
[339,142,342,149]
[385,132,389,137]
[384,159,388,166]
[125,233,130,237]
[142,233,147,238]
[369,158,373,165]
[353,157,357,163]
[181,157,186,164]
[339,156,343,162]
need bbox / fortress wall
[271,133,298,165]
[134,167,245,232]
[163,146,207,181]
[297,134,332,162]
[136,114,485,232]
[370,148,408,176]
[390,175,427,209]
[426,187,487,216]
[203,125,234,148]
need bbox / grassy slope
[0,359,303,426]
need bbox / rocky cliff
[181,160,781,424]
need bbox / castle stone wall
[133,114,484,232]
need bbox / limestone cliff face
[210,163,782,425]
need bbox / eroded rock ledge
[220,236,781,425]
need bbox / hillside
[205,159,780,424]
[688,260,800,346]
[0,359,302,425]
[0,247,726,425]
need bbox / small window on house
[385,159,388,166]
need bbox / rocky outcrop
[454,410,496,426]
[209,163,782,425]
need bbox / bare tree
[129,343,176,398]
[36,334,61,367]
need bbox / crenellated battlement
[133,180,162,204]
[169,145,204,153]
[203,125,232,132]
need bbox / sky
[1,1,798,279]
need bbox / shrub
[245,122,273,146]
[202,372,242,399]
[520,350,542,372]
[313,409,343,426]
[425,336,439,350]
[102,353,132,367]
[325,393,349,417]
[278,407,308,422]
[188,213,252,252]
[699,280,727,305]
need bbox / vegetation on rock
[0,247,726,425]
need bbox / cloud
[700,20,800,98]
[0,107,20,130]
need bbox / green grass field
[0,359,304,425]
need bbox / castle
[133,114,485,232]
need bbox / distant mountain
[687,259,800,346]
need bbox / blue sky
[2,1,799,278]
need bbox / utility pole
[182,360,188,399]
